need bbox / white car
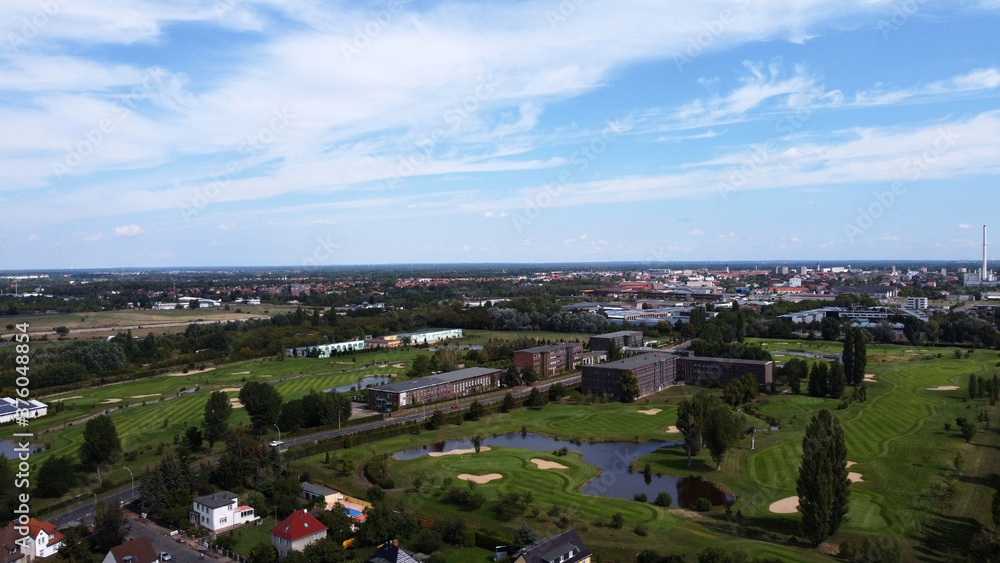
[160,552,172,561]
[269,440,284,447]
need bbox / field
[290,340,1000,562]
[0,305,298,339]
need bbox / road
[48,374,581,527]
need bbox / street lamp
[273,424,281,445]
[123,467,135,502]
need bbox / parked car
[160,552,172,561]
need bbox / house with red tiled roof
[0,525,26,563]
[100,537,159,563]
[270,510,327,560]
[2,519,63,560]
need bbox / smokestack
[984,225,989,282]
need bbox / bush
[633,524,648,536]
[609,512,624,529]
[654,491,672,507]
[414,529,442,554]
[694,497,712,512]
[634,493,647,502]
[364,456,395,489]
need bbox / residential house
[270,510,328,560]
[0,525,26,563]
[2,519,62,560]
[512,529,591,563]
[190,491,257,533]
[101,537,159,563]
[365,541,419,563]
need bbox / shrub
[633,524,648,536]
[654,491,672,507]
[694,497,712,512]
[609,512,624,529]
[634,493,647,502]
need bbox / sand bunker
[131,394,160,399]
[220,387,242,393]
[638,408,662,415]
[769,497,799,514]
[428,447,491,457]
[165,367,215,377]
[848,472,864,483]
[229,398,244,409]
[101,398,122,404]
[846,461,857,468]
[233,371,250,375]
[665,426,680,434]
[531,458,568,470]
[51,396,82,402]
[928,386,960,391]
[457,473,502,484]
[393,364,406,369]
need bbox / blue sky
[3,0,1000,269]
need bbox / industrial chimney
[984,225,989,283]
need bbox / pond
[325,375,393,393]
[0,439,43,459]
[392,432,735,508]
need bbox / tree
[521,365,539,384]
[249,542,277,563]
[993,489,1000,529]
[619,370,640,403]
[852,328,868,386]
[79,414,121,487]
[34,455,75,498]
[501,392,516,413]
[676,392,714,467]
[203,390,233,452]
[961,421,978,443]
[829,361,846,399]
[240,381,283,435]
[427,410,444,430]
[138,467,168,515]
[703,405,745,470]
[93,500,130,552]
[610,512,625,529]
[526,387,548,408]
[842,329,856,385]
[414,529,443,554]
[467,399,485,421]
[57,524,93,563]
[408,354,431,378]
[317,503,357,543]
[807,362,830,398]
[512,523,539,551]
[797,409,850,546]
[185,425,204,450]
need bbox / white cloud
[83,233,104,241]
[688,229,706,236]
[959,223,971,229]
[854,68,1000,106]
[114,224,143,237]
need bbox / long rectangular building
[367,366,502,411]
[513,342,583,375]
[580,353,677,400]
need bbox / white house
[0,398,47,425]
[3,519,63,560]
[190,491,257,533]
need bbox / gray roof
[590,331,643,339]
[301,482,337,497]
[193,491,238,509]
[372,367,501,394]
[588,352,676,371]
[518,342,581,354]
[680,356,773,366]
[514,529,591,563]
